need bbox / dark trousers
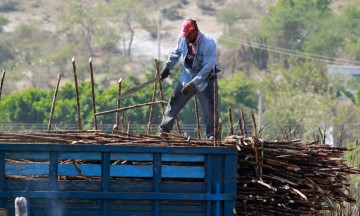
[159,75,218,138]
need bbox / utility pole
[157,17,161,61]
[257,90,262,129]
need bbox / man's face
[185,29,198,43]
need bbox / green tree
[259,59,360,142]
[0,88,50,123]
[340,5,360,61]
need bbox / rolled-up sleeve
[166,38,183,70]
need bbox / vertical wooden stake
[229,107,233,135]
[176,118,182,134]
[89,57,97,130]
[156,60,165,115]
[251,111,257,137]
[146,59,159,135]
[241,109,247,137]
[48,73,61,131]
[194,94,201,139]
[238,117,244,136]
[0,70,5,101]
[115,78,123,131]
[214,79,218,146]
[72,57,82,130]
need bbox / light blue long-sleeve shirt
[165,32,217,92]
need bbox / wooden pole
[214,79,218,146]
[241,108,247,137]
[95,101,166,116]
[0,70,5,101]
[229,107,234,135]
[155,60,165,115]
[251,111,257,137]
[175,118,182,134]
[89,57,97,130]
[146,60,159,135]
[194,94,201,139]
[47,73,61,131]
[72,57,82,130]
[115,77,123,130]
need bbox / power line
[218,36,360,66]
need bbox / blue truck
[0,142,238,216]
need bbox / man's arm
[160,38,184,81]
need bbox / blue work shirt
[165,32,217,92]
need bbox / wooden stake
[0,69,5,101]
[155,59,165,115]
[241,108,247,137]
[89,57,97,130]
[214,79,219,146]
[194,94,201,139]
[72,57,82,130]
[146,60,159,135]
[251,111,257,137]
[238,117,244,136]
[95,101,166,116]
[115,77,123,131]
[229,107,233,135]
[176,118,182,134]
[47,73,61,131]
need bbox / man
[159,19,219,139]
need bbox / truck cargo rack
[0,143,237,216]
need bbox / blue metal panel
[0,152,4,208]
[162,165,204,178]
[223,154,238,216]
[102,152,110,216]
[5,151,49,160]
[6,163,49,175]
[153,153,161,215]
[50,151,59,216]
[59,152,101,160]
[0,144,236,154]
[205,155,212,215]
[111,152,153,161]
[0,191,235,200]
[162,154,205,162]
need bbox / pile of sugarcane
[224,135,360,215]
[1,130,360,214]
[0,130,217,146]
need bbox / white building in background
[327,64,360,82]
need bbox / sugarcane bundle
[224,135,360,215]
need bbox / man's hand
[181,83,196,96]
[160,66,171,81]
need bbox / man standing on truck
[159,19,219,139]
